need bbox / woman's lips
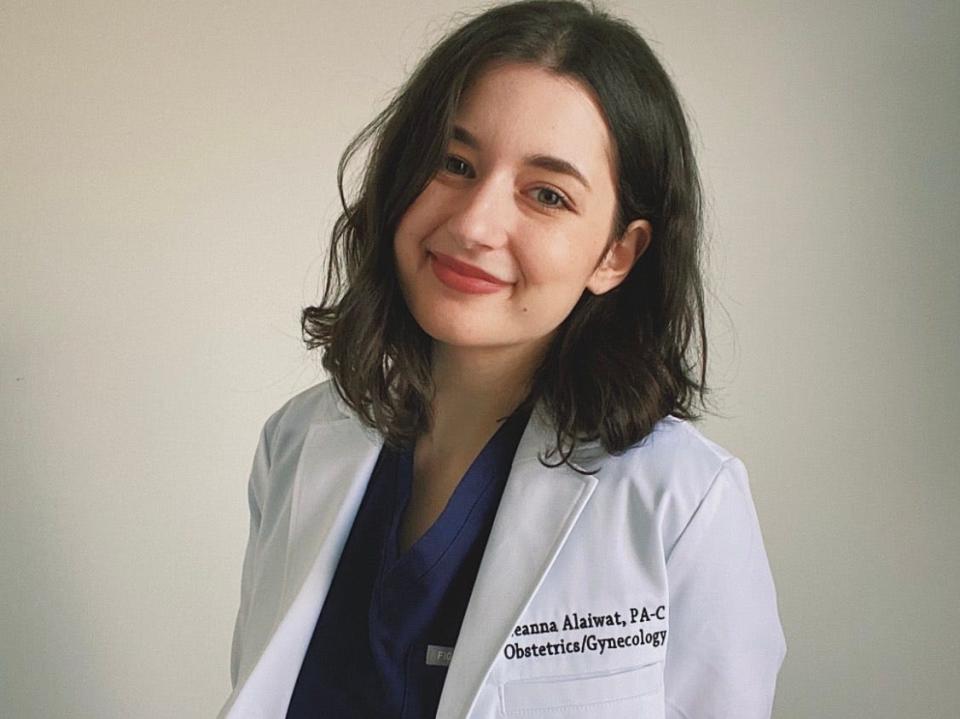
[429,252,511,294]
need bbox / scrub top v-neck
[285,403,532,719]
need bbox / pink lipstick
[429,252,510,295]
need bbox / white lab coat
[219,380,786,718]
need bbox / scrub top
[285,404,532,719]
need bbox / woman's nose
[444,175,512,250]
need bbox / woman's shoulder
[637,415,739,478]
[581,417,756,564]
[266,378,344,423]
[257,379,350,454]
[585,413,737,477]
[587,415,748,516]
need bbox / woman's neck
[422,341,544,457]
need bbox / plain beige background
[2,1,958,717]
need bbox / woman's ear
[586,219,652,295]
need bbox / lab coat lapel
[228,396,383,715]
[229,394,598,718]
[436,404,599,719]
[280,401,383,616]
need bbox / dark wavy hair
[302,0,710,469]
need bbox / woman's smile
[429,251,513,295]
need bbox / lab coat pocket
[500,661,663,717]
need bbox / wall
[2,1,957,716]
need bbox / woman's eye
[438,156,568,210]
[534,187,568,209]
[443,155,471,176]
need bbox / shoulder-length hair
[302,0,710,469]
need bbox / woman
[220,1,786,717]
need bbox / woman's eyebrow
[452,125,592,191]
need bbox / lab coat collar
[329,392,599,718]
[237,391,598,717]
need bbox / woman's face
[394,62,649,363]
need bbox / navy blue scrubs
[286,404,532,718]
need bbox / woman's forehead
[450,62,616,181]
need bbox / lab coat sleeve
[663,457,786,719]
[228,421,271,689]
